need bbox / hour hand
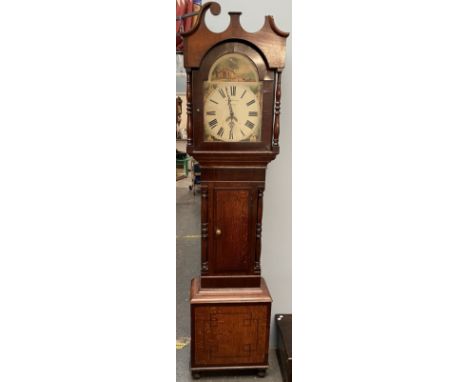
[225,115,238,122]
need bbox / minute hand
[225,90,238,122]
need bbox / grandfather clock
[182,2,288,378]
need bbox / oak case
[182,2,288,376]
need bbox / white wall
[205,0,292,345]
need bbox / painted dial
[203,82,262,142]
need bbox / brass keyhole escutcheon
[215,228,222,236]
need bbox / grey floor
[176,176,284,382]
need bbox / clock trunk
[200,169,265,289]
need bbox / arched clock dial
[204,82,262,142]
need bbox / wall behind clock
[205,0,292,345]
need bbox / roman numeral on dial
[245,120,255,129]
[209,119,218,128]
[240,90,247,99]
[246,99,255,107]
[230,86,236,96]
[218,88,226,98]
[206,111,216,116]
[248,111,258,117]
[217,127,225,137]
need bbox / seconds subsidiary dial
[203,82,262,142]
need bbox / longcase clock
[182,2,288,378]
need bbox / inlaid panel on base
[190,278,272,371]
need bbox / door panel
[213,188,253,274]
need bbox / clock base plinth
[190,277,272,372]
[200,275,261,289]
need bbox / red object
[176,0,194,52]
